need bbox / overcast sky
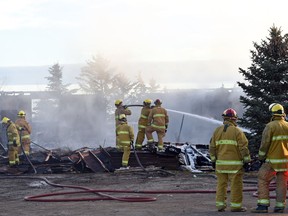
[0,0,287,88]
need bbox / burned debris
[0,142,212,174]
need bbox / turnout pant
[145,126,165,149]
[216,169,244,210]
[8,145,19,166]
[135,127,146,150]
[18,138,31,155]
[22,138,31,155]
[119,144,131,167]
[257,162,288,208]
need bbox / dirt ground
[0,169,284,216]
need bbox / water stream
[167,109,251,133]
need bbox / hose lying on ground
[0,174,284,203]
[0,175,156,202]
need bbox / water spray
[167,109,251,133]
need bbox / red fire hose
[0,175,284,202]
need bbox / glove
[211,162,216,169]
[20,127,25,131]
[243,163,250,172]
[13,140,17,147]
[123,105,128,109]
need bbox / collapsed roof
[0,142,213,175]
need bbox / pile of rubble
[0,142,212,174]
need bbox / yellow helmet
[144,99,152,104]
[115,99,123,106]
[2,117,10,124]
[18,110,26,116]
[119,114,126,121]
[269,103,285,116]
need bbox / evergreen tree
[46,63,69,95]
[237,25,288,154]
[77,55,113,95]
[148,78,161,93]
[76,55,113,110]
[112,72,144,105]
[130,72,149,104]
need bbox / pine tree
[148,78,161,93]
[46,63,69,95]
[130,72,149,104]
[237,25,288,154]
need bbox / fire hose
[122,103,175,175]
[131,141,146,171]
[0,141,7,153]
[0,175,157,202]
[130,140,176,176]
[31,141,51,152]
[0,175,285,202]
[0,175,285,203]
[20,131,37,174]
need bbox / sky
[0,0,288,88]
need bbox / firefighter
[15,110,32,155]
[116,114,134,169]
[209,108,251,212]
[114,99,132,127]
[251,103,288,213]
[135,99,153,150]
[2,117,21,167]
[146,99,169,151]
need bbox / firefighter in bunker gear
[114,99,132,127]
[135,99,152,150]
[15,110,32,155]
[251,103,288,213]
[116,114,134,168]
[209,108,251,212]
[145,99,169,151]
[2,117,21,166]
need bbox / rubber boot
[217,208,225,212]
[217,204,226,212]
[251,205,268,213]
[231,207,247,212]
[274,207,284,213]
